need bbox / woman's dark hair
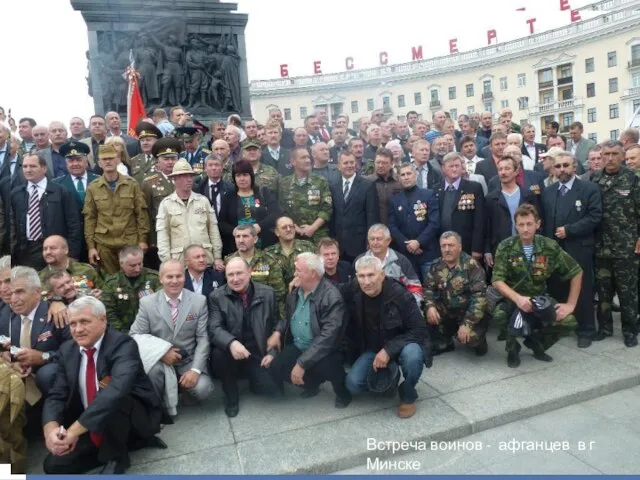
[232,159,256,190]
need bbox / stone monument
[71,0,251,119]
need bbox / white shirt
[524,142,537,161]
[342,174,356,193]
[26,177,48,239]
[268,146,280,160]
[79,335,104,409]
[570,139,580,156]
[190,272,204,295]
[558,175,576,192]
[208,179,222,214]
[73,172,88,192]
[464,155,481,175]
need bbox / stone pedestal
[71,0,251,121]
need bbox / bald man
[33,125,54,174]
[43,122,69,178]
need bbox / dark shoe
[533,351,553,362]
[433,343,455,356]
[497,331,507,341]
[335,392,352,409]
[100,455,130,474]
[507,350,521,368]
[612,302,621,312]
[577,337,592,348]
[130,435,167,451]
[624,335,638,348]
[300,387,320,399]
[474,337,488,356]
[224,404,239,418]
[593,330,612,341]
[524,337,553,362]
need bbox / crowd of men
[0,102,639,474]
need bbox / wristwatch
[41,352,51,363]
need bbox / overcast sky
[1,0,594,126]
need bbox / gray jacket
[276,278,346,370]
[207,281,280,357]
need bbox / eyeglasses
[553,163,571,169]
[280,225,296,230]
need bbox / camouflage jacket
[264,239,316,285]
[277,174,332,238]
[361,159,376,176]
[492,234,582,298]
[101,268,160,332]
[39,259,102,296]
[254,163,280,193]
[141,172,175,245]
[222,158,233,184]
[593,167,640,258]
[424,252,487,327]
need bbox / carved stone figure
[135,35,161,106]
[185,37,208,108]
[149,33,186,106]
[218,44,242,112]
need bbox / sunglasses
[553,163,572,169]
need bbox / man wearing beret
[130,122,162,182]
[83,144,149,276]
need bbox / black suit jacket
[475,158,499,184]
[0,302,71,363]
[484,187,539,255]
[521,142,547,163]
[184,267,226,297]
[193,175,234,214]
[10,180,83,259]
[488,170,545,195]
[42,327,162,440]
[0,148,10,181]
[541,178,602,254]
[261,147,293,177]
[0,170,25,255]
[329,176,380,259]
[434,179,485,254]
[54,173,100,214]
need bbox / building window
[633,72,640,88]
[542,92,554,104]
[587,107,597,123]
[283,108,291,121]
[634,98,640,112]
[383,96,390,109]
[430,89,439,102]
[563,113,574,127]
[632,44,640,62]
[501,100,509,108]
[299,107,307,119]
[351,101,359,113]
[367,98,374,111]
[586,83,595,98]
[483,80,492,94]
[517,73,526,87]
[607,51,617,67]
[518,97,529,110]
[466,83,474,97]
[467,106,475,115]
[609,77,618,93]
[585,57,594,73]
[397,95,405,108]
[609,103,619,119]
[610,129,619,141]
[500,76,508,91]
[588,133,598,142]
[450,108,457,120]
[414,92,422,105]
[559,64,572,78]
[561,89,573,100]
[540,69,553,83]
[448,86,456,100]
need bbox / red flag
[124,51,145,138]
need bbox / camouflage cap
[98,144,119,159]
[241,138,262,150]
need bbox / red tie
[85,347,103,447]
[321,127,329,141]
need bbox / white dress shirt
[558,175,576,192]
[524,142,537,161]
[79,335,104,409]
[342,174,356,196]
[268,146,280,160]
[26,177,48,240]
[74,172,88,192]
[190,272,204,295]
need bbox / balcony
[538,80,554,89]
[622,86,640,98]
[558,76,573,85]
[482,91,494,100]
[628,58,640,69]
[429,100,441,109]
[529,97,584,115]
[561,125,571,133]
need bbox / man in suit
[41,296,165,475]
[1,267,70,398]
[193,154,233,219]
[183,244,225,297]
[0,123,13,181]
[317,237,354,285]
[434,153,484,260]
[329,151,379,263]
[542,151,602,348]
[266,107,295,149]
[312,142,341,185]
[105,111,139,158]
[458,118,488,153]
[42,121,70,178]
[487,146,546,197]
[413,140,443,189]
[80,115,108,171]
[129,259,213,407]
[304,115,322,146]
[329,127,349,163]
[475,132,507,185]
[521,124,547,165]
[11,152,83,269]
[566,121,596,170]
[261,121,292,176]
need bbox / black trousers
[210,347,282,406]
[270,345,349,398]
[15,240,46,270]
[143,246,161,271]
[43,395,161,474]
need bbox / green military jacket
[102,268,160,332]
[492,234,582,298]
[361,159,375,176]
[224,248,286,316]
[142,172,175,245]
[592,167,640,258]
[222,158,233,184]
[39,259,102,296]
[277,173,332,239]
[130,153,157,182]
[254,162,279,193]
[264,239,316,285]
[423,252,487,327]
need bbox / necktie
[169,298,180,324]
[28,185,42,241]
[76,177,86,204]
[84,347,103,447]
[343,180,351,200]
[447,185,455,192]
[20,316,31,348]
[417,168,425,188]
[560,184,568,196]
[146,154,152,163]
[321,128,329,141]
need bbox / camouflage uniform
[39,259,102,295]
[225,249,286,317]
[0,361,26,473]
[130,153,157,182]
[180,147,211,176]
[423,252,488,350]
[593,167,640,338]
[222,158,234,184]
[264,239,316,285]
[361,159,376,176]
[254,162,280,193]
[101,268,160,332]
[277,174,332,242]
[492,234,581,353]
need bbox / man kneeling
[42,297,165,475]
[343,256,431,419]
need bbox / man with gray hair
[224,125,243,164]
[39,121,69,178]
[424,232,488,356]
[0,255,11,316]
[341,255,429,419]
[270,253,352,408]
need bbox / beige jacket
[156,192,223,263]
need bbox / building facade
[250,0,640,143]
